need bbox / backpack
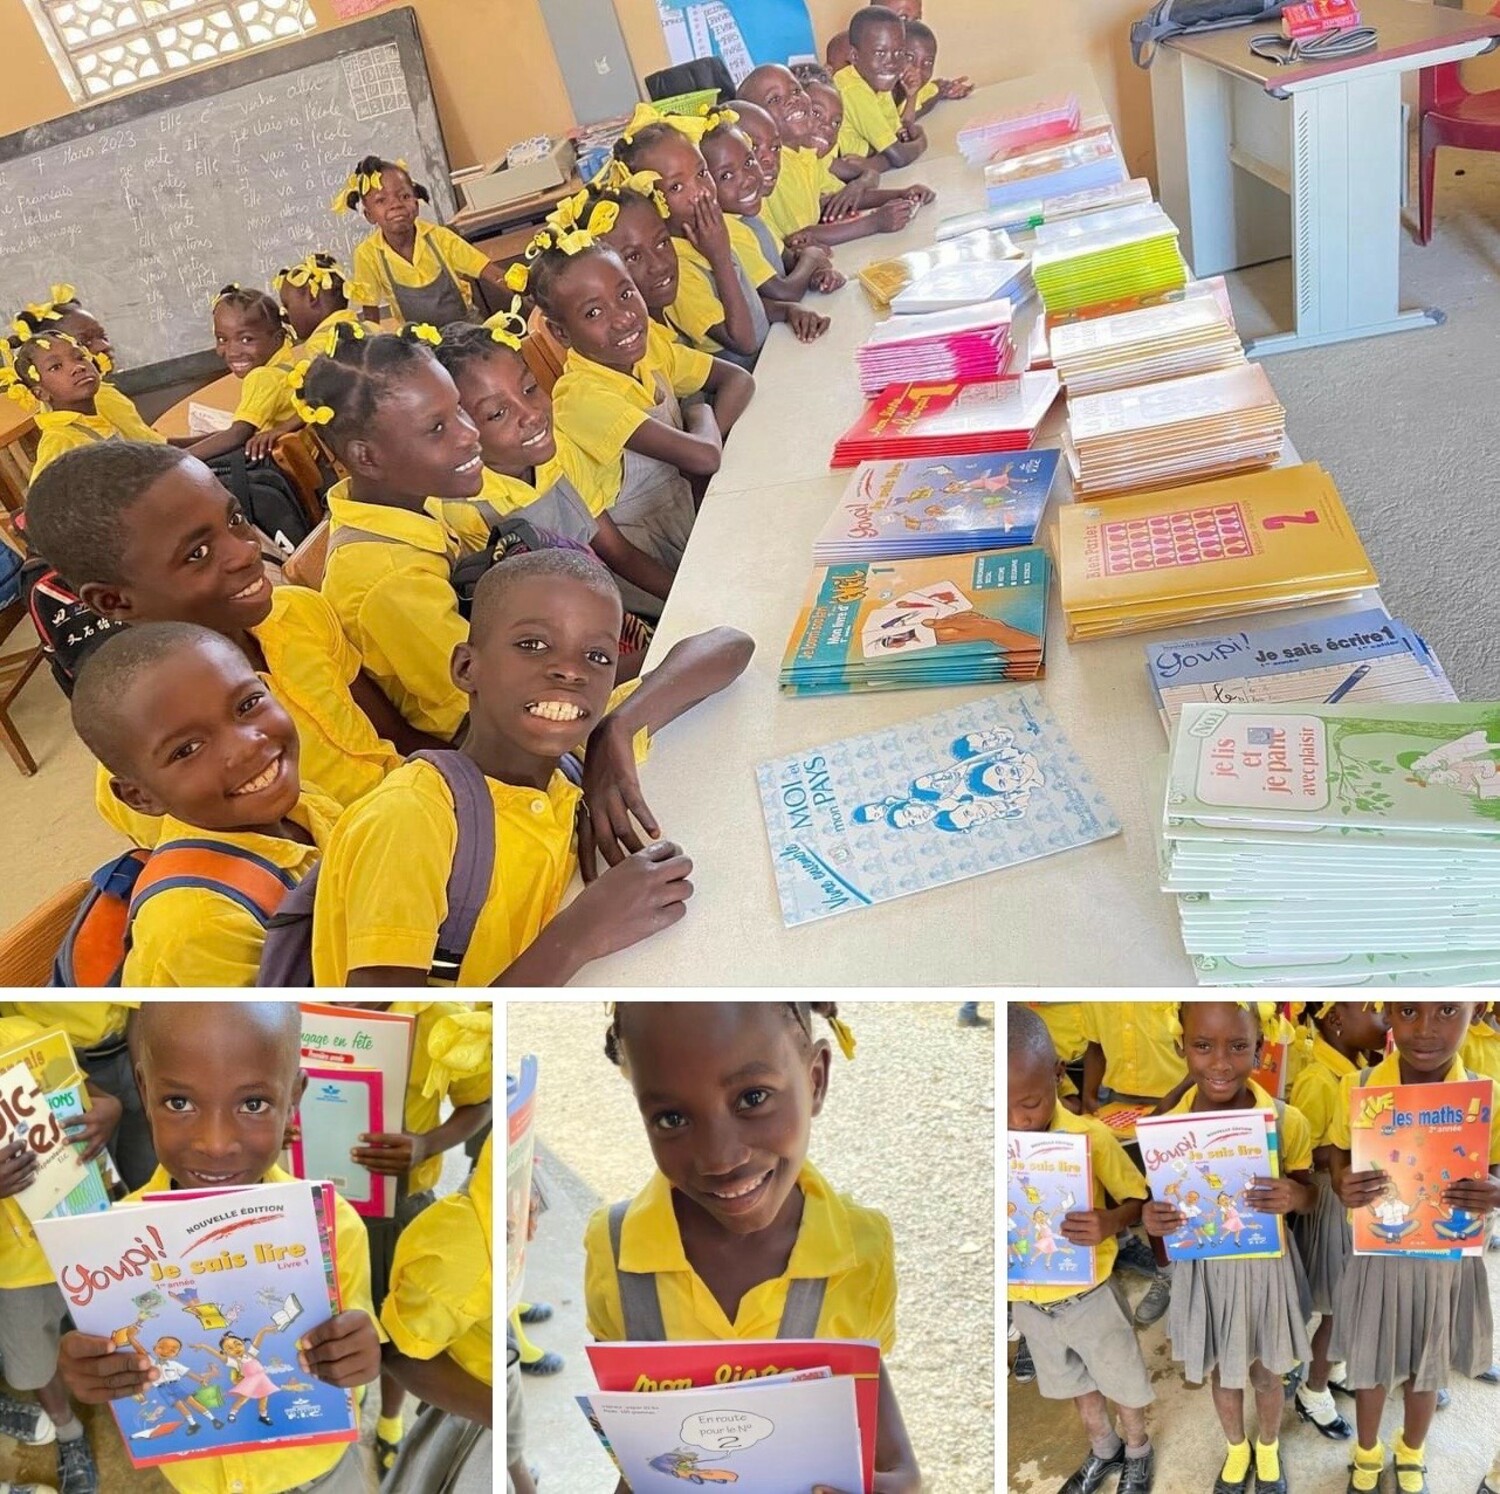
[1131,0,1285,66]
[51,843,296,987]
[205,450,313,554]
[0,540,21,608]
[24,558,126,697]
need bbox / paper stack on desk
[1063,363,1285,497]
[958,92,1081,164]
[855,303,1017,394]
[938,177,1153,242]
[858,228,1023,310]
[984,125,1127,211]
[1161,702,1500,987]
[890,259,1032,316]
[1030,205,1189,316]
[1056,463,1378,641]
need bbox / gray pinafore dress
[380,237,472,326]
[610,373,704,577]
[673,252,770,371]
[745,213,786,274]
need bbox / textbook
[756,688,1119,926]
[507,1056,538,1314]
[889,259,1032,316]
[856,227,1022,310]
[1134,1108,1285,1261]
[855,302,1017,395]
[586,1339,881,1492]
[290,1066,385,1219]
[812,451,1059,564]
[1348,1078,1491,1257]
[958,91,1081,164]
[34,1181,356,1469]
[937,177,1153,241]
[1006,1129,1096,1288]
[1051,294,1245,397]
[984,125,1128,210]
[778,548,1049,695]
[1031,205,1189,316]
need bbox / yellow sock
[376,1414,404,1444]
[1350,1440,1385,1494]
[1221,1440,1251,1483]
[1255,1439,1280,1482]
[1394,1431,1426,1492]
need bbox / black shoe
[1058,1446,1124,1494]
[1212,1471,1252,1494]
[1294,1394,1354,1441]
[518,1301,554,1324]
[1013,1336,1035,1383]
[184,1422,201,1436]
[1255,1461,1290,1494]
[1120,1448,1155,1494]
[1480,1364,1500,1385]
[1115,1232,1159,1280]
[1282,1361,1305,1400]
[1328,1378,1353,1398]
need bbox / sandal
[1394,1461,1428,1494]
[375,1434,400,1482]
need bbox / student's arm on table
[765,300,831,343]
[348,669,451,756]
[858,183,937,208]
[351,1100,492,1176]
[789,196,916,248]
[625,413,722,478]
[381,1343,491,1426]
[700,359,754,437]
[881,125,927,170]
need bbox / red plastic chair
[1419,9,1500,245]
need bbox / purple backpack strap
[409,750,497,981]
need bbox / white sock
[1298,1384,1338,1422]
[1329,1359,1348,1384]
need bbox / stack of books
[937,178,1152,241]
[985,125,1127,212]
[855,304,1017,395]
[1056,463,1378,641]
[958,92,1081,165]
[1064,363,1285,497]
[1030,206,1189,316]
[858,228,1022,310]
[1161,702,1500,987]
[779,547,1049,695]
[890,259,1032,316]
[812,451,1060,563]
[831,373,1061,467]
[1144,606,1457,736]
[1051,291,1245,396]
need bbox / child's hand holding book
[1142,1199,1186,1237]
[1244,1175,1311,1216]
[296,1310,382,1388]
[58,1330,155,1403]
[0,1137,38,1199]
[350,1130,430,1177]
[1336,1165,1387,1210]
[61,1083,122,1164]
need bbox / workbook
[1051,294,1245,397]
[34,1181,355,1469]
[1031,205,1189,315]
[1348,1078,1491,1257]
[937,177,1153,241]
[289,1066,385,1219]
[756,688,1119,926]
[855,302,1017,394]
[984,124,1127,210]
[1006,1129,1096,1287]
[889,259,1031,316]
[958,91,1081,164]
[1134,1108,1285,1261]
[856,227,1022,309]
[507,1055,538,1315]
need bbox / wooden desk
[447,175,582,243]
[0,403,38,512]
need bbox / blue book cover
[1007,1130,1096,1287]
[814,451,1059,562]
[755,687,1120,926]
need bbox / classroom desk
[0,402,37,512]
[589,76,1373,988]
[1151,0,1500,357]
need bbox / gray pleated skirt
[387,1402,492,1494]
[1167,1237,1314,1388]
[1329,1253,1493,1391]
[1294,1170,1352,1316]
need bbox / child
[433,318,675,617]
[827,29,854,73]
[1329,1001,1500,1494]
[339,155,507,325]
[587,1002,922,1491]
[186,284,301,462]
[518,225,753,570]
[302,323,497,740]
[276,253,375,355]
[25,443,414,832]
[1,331,162,479]
[835,6,928,171]
[68,623,341,986]
[1008,1006,1156,1494]
[309,551,753,985]
[12,284,115,371]
[1143,1002,1315,1494]
[885,0,974,102]
[592,169,690,325]
[59,1000,384,1494]
[1464,1001,1500,1084]
[1286,1002,1387,1444]
[0,1008,102,1494]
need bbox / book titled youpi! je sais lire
[1007,1130,1096,1287]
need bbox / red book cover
[586,1338,881,1492]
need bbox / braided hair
[294,322,444,454]
[211,284,290,339]
[604,1002,844,1067]
[337,154,430,214]
[612,121,691,174]
[523,236,623,321]
[431,320,522,383]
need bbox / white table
[1151,0,1500,357]
[581,75,1377,988]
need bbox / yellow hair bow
[546,191,620,240]
[20,299,63,326]
[405,322,443,346]
[697,105,741,132]
[483,300,527,351]
[593,160,663,197]
[422,1010,493,1098]
[504,261,531,294]
[49,283,76,306]
[827,1014,857,1062]
[286,359,335,425]
[0,366,39,412]
[619,101,667,144]
[1165,1001,1284,1048]
[275,255,346,296]
[661,113,710,144]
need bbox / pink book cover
[290,1066,388,1219]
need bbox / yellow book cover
[0,1024,83,1095]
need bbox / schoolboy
[835,6,928,171]
[885,0,974,102]
[69,623,341,986]
[58,1000,384,1494]
[310,550,753,986]
[1009,1006,1157,1494]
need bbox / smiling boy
[834,5,928,171]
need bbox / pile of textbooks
[855,304,1017,395]
[1145,606,1456,735]
[890,258,1032,316]
[1161,701,1500,987]
[779,547,1049,694]
[1030,205,1189,316]
[1056,463,1378,641]
[857,228,1022,310]
[577,1340,877,1493]
[1051,286,1245,395]
[985,124,1127,211]
[812,450,1059,563]
[1064,363,1285,497]
[938,177,1152,241]
[831,372,1061,467]
[958,92,1081,165]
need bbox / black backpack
[1131,0,1285,66]
[205,449,313,554]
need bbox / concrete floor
[1007,1263,1500,1494]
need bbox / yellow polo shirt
[32,393,164,478]
[391,1000,493,1195]
[764,145,827,240]
[382,1137,492,1387]
[321,480,482,740]
[1009,1103,1148,1306]
[1,1002,136,1049]
[1288,1034,1359,1151]
[1164,1078,1314,1174]
[835,65,902,157]
[585,1160,896,1351]
[549,326,712,515]
[123,1163,378,1494]
[1463,1021,1500,1086]
[915,80,939,112]
[666,218,774,354]
[232,346,299,430]
[818,145,845,198]
[304,309,373,361]
[353,221,491,318]
[0,1013,55,1290]
[1078,1002,1187,1100]
[1328,1050,1500,1163]
[120,789,339,987]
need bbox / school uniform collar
[560,345,655,404]
[619,1159,857,1280]
[326,477,458,557]
[835,63,878,102]
[380,217,441,258]
[1366,1049,1469,1084]
[35,407,109,432]
[154,789,340,869]
[1170,1077,1279,1114]
[128,1161,297,1202]
[1049,1102,1092,1132]
[478,466,538,508]
[307,308,363,344]
[1311,1034,1359,1080]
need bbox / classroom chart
[588,69,1389,987]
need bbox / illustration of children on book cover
[1135,1111,1283,1262]
[1006,1130,1095,1287]
[1349,1077,1491,1257]
[843,452,1057,540]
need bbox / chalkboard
[0,7,455,392]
